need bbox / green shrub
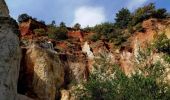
[33,28,47,36]
[92,23,115,41]
[48,33,56,39]
[74,23,81,30]
[74,53,170,100]
[154,33,170,54]
[152,8,167,19]
[131,3,167,26]
[83,26,92,33]
[47,25,68,40]
[90,34,101,42]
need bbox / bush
[90,34,101,42]
[154,33,170,54]
[83,26,92,33]
[33,28,47,36]
[131,3,167,26]
[92,23,115,41]
[74,53,170,100]
[48,33,56,39]
[152,8,167,19]
[47,25,68,40]
[74,23,81,30]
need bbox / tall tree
[74,23,81,30]
[18,13,31,23]
[51,20,56,26]
[60,22,66,28]
[115,8,132,29]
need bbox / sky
[5,0,170,27]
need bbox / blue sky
[6,0,170,27]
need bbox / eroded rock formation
[0,17,21,99]
[18,43,65,100]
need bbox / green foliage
[132,3,155,25]
[115,8,132,29]
[83,26,92,33]
[18,13,31,23]
[51,20,56,26]
[91,23,115,41]
[152,8,167,19]
[60,22,66,28]
[154,33,170,54]
[90,34,101,42]
[74,23,81,30]
[131,3,167,26]
[39,20,46,24]
[90,23,128,45]
[74,53,170,100]
[33,28,47,36]
[47,25,68,40]
[133,23,144,32]
[163,54,170,64]
[48,33,56,39]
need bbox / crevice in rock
[17,48,36,98]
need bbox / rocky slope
[17,17,170,100]
[1,0,170,99]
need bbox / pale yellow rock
[26,43,65,100]
[61,90,70,100]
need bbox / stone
[18,43,65,100]
[0,17,21,100]
[60,90,70,100]
[0,0,9,17]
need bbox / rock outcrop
[0,0,9,17]
[18,43,65,100]
[0,17,21,99]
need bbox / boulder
[0,17,21,100]
[18,43,64,100]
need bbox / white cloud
[72,6,106,28]
[127,0,148,11]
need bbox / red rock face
[19,19,47,38]
[129,19,163,50]
[56,42,67,50]
[67,30,84,42]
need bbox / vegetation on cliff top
[18,3,168,46]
